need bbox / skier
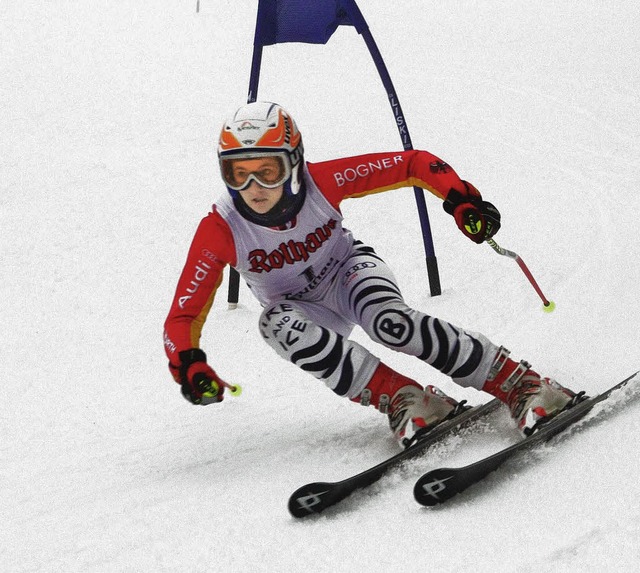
[163,101,580,447]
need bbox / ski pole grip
[199,380,223,405]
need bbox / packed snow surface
[2,1,639,571]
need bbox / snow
[2,1,640,571]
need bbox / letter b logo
[373,310,413,347]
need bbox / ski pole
[486,238,556,313]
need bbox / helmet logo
[283,116,292,144]
[238,121,259,131]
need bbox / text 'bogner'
[333,155,404,187]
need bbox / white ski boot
[357,362,464,448]
[483,347,580,435]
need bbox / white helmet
[218,102,306,225]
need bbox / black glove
[443,183,501,244]
[169,348,225,405]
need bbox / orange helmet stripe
[256,110,301,150]
[289,126,301,149]
[219,129,243,150]
[256,110,286,147]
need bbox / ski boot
[357,362,467,448]
[483,347,583,435]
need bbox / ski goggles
[220,152,291,192]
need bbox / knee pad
[258,301,378,398]
[259,302,311,358]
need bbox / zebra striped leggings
[258,243,499,401]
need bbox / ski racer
[163,101,580,447]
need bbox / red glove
[169,348,226,405]
[443,182,501,244]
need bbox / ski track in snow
[2,1,640,571]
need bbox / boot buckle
[500,360,531,393]
[487,346,511,382]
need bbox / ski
[288,397,502,518]
[414,371,639,506]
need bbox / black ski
[414,371,639,506]
[288,398,502,518]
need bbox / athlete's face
[232,157,285,214]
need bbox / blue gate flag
[254,0,366,46]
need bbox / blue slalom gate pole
[227,17,265,309]
[340,0,441,296]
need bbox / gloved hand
[443,182,501,244]
[169,348,226,405]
